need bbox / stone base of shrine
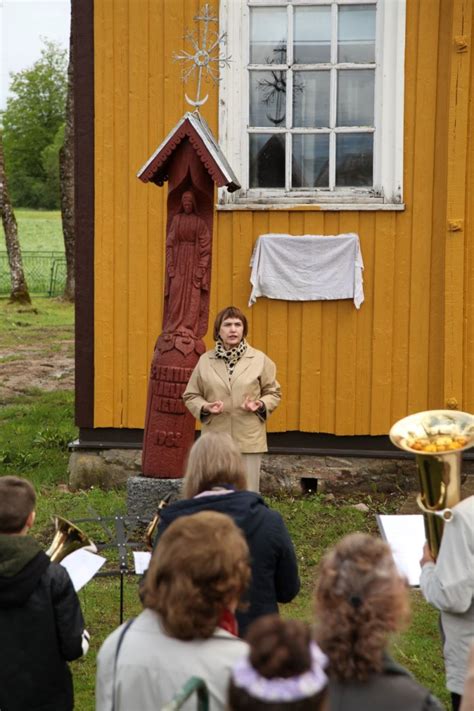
[127,476,183,521]
[68,447,474,507]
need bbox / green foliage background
[2,40,67,209]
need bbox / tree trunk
[60,6,75,301]
[0,133,31,304]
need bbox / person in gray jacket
[314,532,445,711]
[420,495,474,711]
[96,511,250,711]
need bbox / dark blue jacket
[156,490,300,637]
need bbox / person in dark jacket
[313,532,445,711]
[0,476,89,711]
[155,432,300,637]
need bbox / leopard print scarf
[215,338,248,379]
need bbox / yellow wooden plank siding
[465,8,474,410]
[407,0,440,416]
[146,0,166,365]
[429,0,453,411]
[94,0,116,426]
[93,0,474,435]
[444,0,473,410]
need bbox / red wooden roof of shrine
[137,112,240,192]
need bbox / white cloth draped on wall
[249,232,365,309]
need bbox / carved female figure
[163,190,211,339]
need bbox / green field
[0,210,65,294]
[0,209,64,253]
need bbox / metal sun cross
[173,4,230,109]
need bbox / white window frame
[218,0,406,210]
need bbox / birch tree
[60,8,75,301]
[0,132,31,304]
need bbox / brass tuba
[390,409,474,558]
[144,492,173,550]
[46,515,97,563]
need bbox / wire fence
[0,251,67,296]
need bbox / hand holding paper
[376,514,425,586]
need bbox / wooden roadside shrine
[137,112,240,477]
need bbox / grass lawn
[0,209,64,253]
[0,298,450,710]
[0,295,74,347]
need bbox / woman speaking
[183,306,281,492]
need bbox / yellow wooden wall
[93,0,474,435]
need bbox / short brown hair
[314,532,410,682]
[213,306,248,341]
[0,476,36,533]
[142,511,250,640]
[183,433,247,498]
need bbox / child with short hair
[0,475,89,711]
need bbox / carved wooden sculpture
[163,190,211,337]
[138,113,239,477]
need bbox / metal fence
[0,251,67,296]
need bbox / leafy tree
[2,40,67,208]
[41,124,65,210]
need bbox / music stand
[71,511,151,624]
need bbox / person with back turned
[420,495,474,711]
[155,432,300,638]
[96,512,250,711]
[0,476,89,711]
[314,532,444,711]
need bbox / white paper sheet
[60,548,107,592]
[376,514,426,586]
[133,551,152,575]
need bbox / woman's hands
[203,400,224,415]
[202,398,265,415]
[242,395,264,412]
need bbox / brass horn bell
[46,515,97,563]
[390,409,474,559]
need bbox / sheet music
[60,548,107,592]
[376,514,426,586]
[133,551,152,574]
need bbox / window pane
[293,71,330,128]
[336,133,373,186]
[250,70,287,128]
[338,5,376,63]
[337,69,374,126]
[250,7,287,64]
[294,7,331,63]
[292,134,329,188]
[249,134,286,188]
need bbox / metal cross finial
[173,3,230,109]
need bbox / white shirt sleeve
[420,498,474,613]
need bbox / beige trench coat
[183,346,281,453]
